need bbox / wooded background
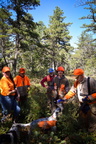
[0,1,96,143]
[0,0,96,78]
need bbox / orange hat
[2,66,10,73]
[73,68,84,75]
[19,68,25,73]
[57,66,65,72]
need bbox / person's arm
[8,89,16,95]
[13,76,18,86]
[25,76,31,86]
[25,76,31,92]
[63,83,77,100]
[57,80,78,103]
[64,78,70,94]
[88,77,96,99]
[40,76,48,88]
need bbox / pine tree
[71,31,96,75]
[0,0,40,75]
[79,0,96,41]
[44,6,73,69]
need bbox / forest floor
[0,77,96,144]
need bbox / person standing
[14,68,31,102]
[62,68,96,131]
[52,66,69,113]
[40,68,56,110]
[14,68,31,119]
[0,66,20,123]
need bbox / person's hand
[16,93,20,101]
[16,96,20,101]
[8,89,16,95]
[45,86,49,89]
[82,96,88,102]
[27,87,30,92]
[54,85,57,90]
[57,99,65,103]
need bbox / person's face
[75,74,84,83]
[3,71,10,78]
[19,73,25,77]
[58,71,64,77]
[49,72,54,76]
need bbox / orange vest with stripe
[38,120,57,129]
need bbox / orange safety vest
[46,75,55,87]
[38,120,57,129]
[14,75,30,97]
[14,75,30,87]
[46,75,57,82]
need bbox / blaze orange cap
[57,66,65,72]
[2,66,10,73]
[19,68,25,73]
[73,68,84,75]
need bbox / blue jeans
[0,95,20,117]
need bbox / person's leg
[51,99,57,113]
[47,88,57,113]
[88,103,96,132]
[11,97,20,122]
[0,95,12,116]
[51,90,59,113]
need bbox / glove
[57,99,65,103]
[82,96,88,102]
[82,104,90,114]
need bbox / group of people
[0,65,96,131]
[0,66,30,123]
[40,66,96,131]
[40,66,69,113]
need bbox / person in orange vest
[40,68,56,111]
[0,66,20,123]
[14,68,31,103]
[58,68,96,131]
[52,66,69,113]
